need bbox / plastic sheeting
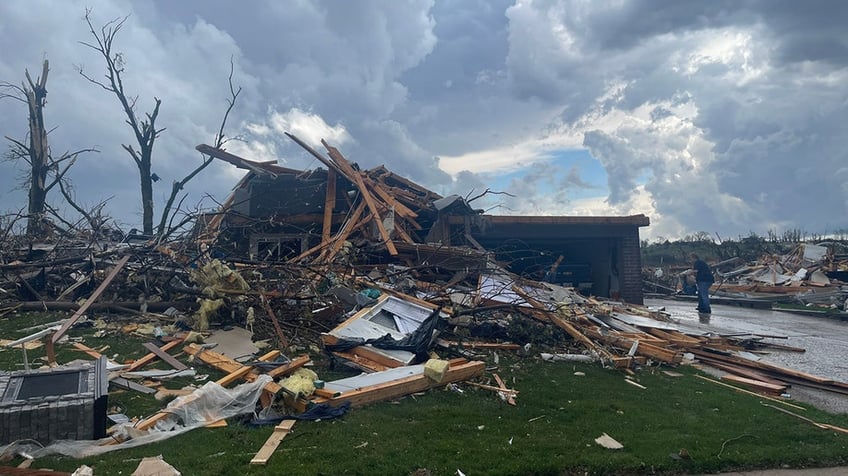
[0,375,271,460]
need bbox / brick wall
[0,358,106,445]
[620,229,643,304]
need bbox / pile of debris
[645,243,848,311]
[2,140,847,465]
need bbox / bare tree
[1,59,95,237]
[58,178,112,235]
[156,58,243,238]
[78,9,164,235]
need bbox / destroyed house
[198,140,649,304]
[437,214,650,305]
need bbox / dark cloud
[1,0,846,240]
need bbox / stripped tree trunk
[24,61,50,236]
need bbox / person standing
[690,253,714,314]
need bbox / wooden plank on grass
[250,420,296,465]
[126,339,183,372]
[110,376,157,394]
[721,374,787,394]
[72,342,103,359]
[142,341,188,370]
[694,374,805,410]
[493,373,516,406]
[0,467,72,476]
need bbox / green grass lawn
[2,312,848,475]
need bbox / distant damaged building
[197,138,649,304]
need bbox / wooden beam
[583,327,681,364]
[141,341,188,371]
[313,360,484,408]
[196,144,302,175]
[694,374,806,410]
[328,350,393,373]
[647,328,702,346]
[436,340,521,350]
[493,373,516,406]
[320,201,369,262]
[0,466,72,476]
[548,314,614,361]
[183,344,283,394]
[260,294,290,349]
[284,133,343,175]
[721,374,787,395]
[52,255,130,344]
[369,181,418,218]
[322,168,337,243]
[125,340,184,372]
[266,354,312,379]
[390,220,416,244]
[72,342,103,359]
[323,141,397,256]
[689,348,848,394]
[250,420,296,465]
[290,199,369,263]
[110,376,157,394]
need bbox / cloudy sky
[1,0,846,241]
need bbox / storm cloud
[1,1,845,239]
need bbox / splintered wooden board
[250,420,296,465]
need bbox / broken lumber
[266,354,312,379]
[436,339,521,350]
[322,140,398,256]
[321,333,403,372]
[130,347,284,433]
[313,359,484,408]
[51,255,131,344]
[125,340,184,372]
[250,420,296,465]
[183,344,283,394]
[141,341,189,371]
[548,315,615,361]
[694,374,805,410]
[720,375,788,395]
[260,294,290,349]
[493,373,516,406]
[761,403,848,434]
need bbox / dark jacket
[694,259,714,283]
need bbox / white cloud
[265,107,351,149]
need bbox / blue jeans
[696,281,712,313]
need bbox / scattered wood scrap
[250,420,296,465]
